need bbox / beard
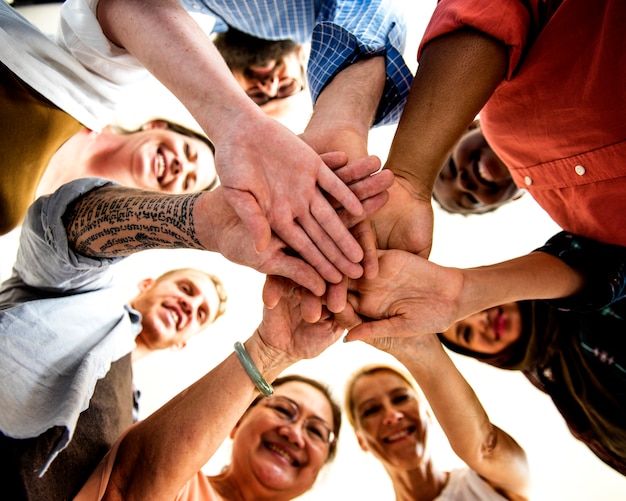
[213,27,300,76]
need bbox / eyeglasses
[262,396,335,446]
[245,76,304,106]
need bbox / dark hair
[437,300,535,369]
[248,374,341,462]
[213,27,300,76]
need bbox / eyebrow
[280,396,329,423]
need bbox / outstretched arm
[94,294,347,501]
[96,0,368,282]
[364,333,531,501]
[370,28,508,257]
[63,150,390,296]
[342,249,586,341]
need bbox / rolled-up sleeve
[308,0,413,126]
[14,178,122,293]
[535,232,626,311]
[418,0,533,80]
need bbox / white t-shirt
[0,0,146,131]
[435,468,509,501]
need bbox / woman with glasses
[74,291,344,501]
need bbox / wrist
[243,333,294,385]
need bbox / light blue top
[0,178,139,473]
[180,0,413,125]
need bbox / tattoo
[64,187,204,257]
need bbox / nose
[256,75,280,97]
[455,165,477,191]
[278,422,306,448]
[382,406,403,425]
[171,156,193,176]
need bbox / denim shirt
[180,0,413,125]
[0,178,139,474]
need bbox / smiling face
[229,381,334,499]
[441,303,523,355]
[433,126,522,214]
[348,369,429,471]
[130,269,220,352]
[231,49,306,118]
[92,121,217,194]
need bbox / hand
[215,115,369,284]
[369,176,434,258]
[261,155,393,312]
[343,249,465,341]
[254,291,347,369]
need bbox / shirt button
[574,164,586,176]
[524,176,533,186]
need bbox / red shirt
[420,0,626,246]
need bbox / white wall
[4,1,626,499]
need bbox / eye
[360,404,381,418]
[198,307,207,323]
[306,420,330,442]
[464,192,479,205]
[462,326,472,344]
[277,78,300,97]
[272,401,296,420]
[391,393,411,405]
[180,282,191,294]
[448,157,457,177]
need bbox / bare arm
[370,28,508,257]
[374,334,531,501]
[302,56,386,160]
[343,249,586,341]
[96,0,367,283]
[101,296,347,501]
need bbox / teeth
[477,160,495,183]
[170,309,179,326]
[386,429,411,442]
[157,153,165,179]
[267,444,295,465]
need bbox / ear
[296,44,307,64]
[137,278,154,292]
[355,431,370,452]
[170,341,187,351]
[142,120,170,131]
[229,417,244,439]
[467,118,481,131]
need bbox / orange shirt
[420,0,626,246]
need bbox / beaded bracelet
[234,341,274,397]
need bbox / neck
[386,457,448,501]
[36,126,113,198]
[210,469,293,501]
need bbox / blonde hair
[157,268,227,323]
[344,363,425,429]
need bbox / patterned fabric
[0,179,139,473]
[180,0,412,125]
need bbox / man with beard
[213,28,307,118]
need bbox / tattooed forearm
[64,186,205,257]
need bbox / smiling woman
[36,119,217,199]
[0,1,217,235]
[8,2,626,501]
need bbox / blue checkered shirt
[181,0,412,125]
